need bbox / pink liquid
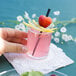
[27,29,52,59]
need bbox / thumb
[0,38,28,54]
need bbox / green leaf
[21,72,29,76]
[21,71,44,76]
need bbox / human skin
[0,28,28,56]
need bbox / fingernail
[22,46,28,53]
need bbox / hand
[0,28,28,56]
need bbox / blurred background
[0,0,76,21]
[0,0,76,76]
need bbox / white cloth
[4,43,74,75]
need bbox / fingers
[5,42,28,53]
[0,52,2,56]
[7,38,27,45]
[0,38,28,54]
[0,28,28,40]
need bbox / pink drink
[27,28,52,59]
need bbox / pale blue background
[0,0,76,76]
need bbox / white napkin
[4,43,74,75]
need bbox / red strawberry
[39,15,52,28]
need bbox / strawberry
[39,15,52,28]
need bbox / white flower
[32,14,36,18]
[54,38,59,43]
[62,34,68,42]
[19,23,25,28]
[15,23,26,32]
[24,11,31,21]
[15,25,20,30]
[55,32,60,37]
[17,16,24,22]
[62,34,67,39]
[53,11,60,16]
[60,27,67,33]
[48,23,55,28]
[68,35,73,40]
[52,18,57,22]
[25,11,29,17]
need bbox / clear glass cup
[27,28,52,59]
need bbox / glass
[0,69,19,76]
[27,28,52,59]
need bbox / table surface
[0,0,76,76]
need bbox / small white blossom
[32,14,36,18]
[17,16,24,22]
[54,38,59,43]
[53,11,60,16]
[64,38,69,42]
[68,35,73,40]
[60,27,67,33]
[15,25,20,30]
[15,23,26,32]
[51,24,55,28]
[62,34,68,42]
[24,11,31,21]
[55,31,60,37]
[62,34,67,39]
[25,11,29,16]
[19,23,25,28]
[52,18,57,22]
[48,23,55,28]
